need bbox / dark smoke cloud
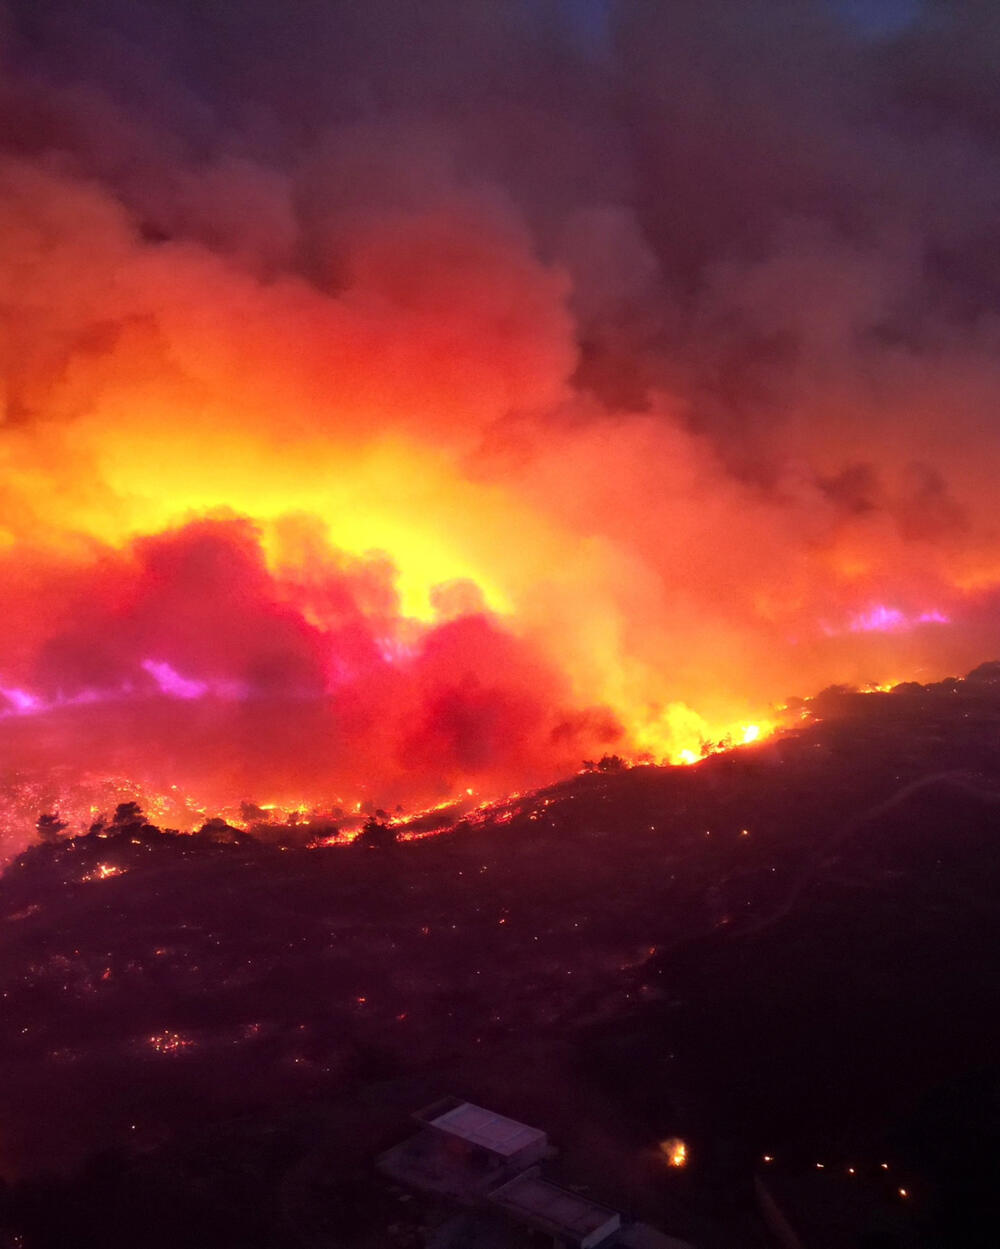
[0,0,999,831]
[5,0,1000,463]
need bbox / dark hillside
[1,671,999,1246]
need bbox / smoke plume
[0,0,999,845]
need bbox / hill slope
[2,668,1000,1246]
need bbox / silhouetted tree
[112,802,144,829]
[358,817,398,849]
[35,813,67,844]
[309,822,340,842]
[583,754,628,773]
[196,817,243,844]
[106,801,159,842]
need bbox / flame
[636,707,778,767]
[659,1138,688,1168]
[2,0,1000,843]
[81,863,126,882]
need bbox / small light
[762,1154,774,1163]
[816,1162,825,1169]
[847,1167,855,1176]
[659,1138,688,1168]
[881,1162,889,1171]
[898,1188,909,1199]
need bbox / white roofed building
[489,1169,622,1249]
[424,1101,549,1170]
[378,1097,696,1249]
[379,1098,550,1202]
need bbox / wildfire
[0,0,995,838]
[147,1031,195,1055]
[659,1138,688,1168]
[82,863,125,882]
[635,709,779,769]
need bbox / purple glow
[0,686,41,713]
[850,605,907,633]
[842,605,951,635]
[141,660,209,700]
[376,637,418,665]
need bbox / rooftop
[428,1102,547,1159]
[489,1171,621,1248]
[614,1223,696,1249]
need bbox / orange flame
[659,1138,688,1168]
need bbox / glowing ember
[147,1031,195,1055]
[82,863,126,882]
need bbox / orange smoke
[0,0,999,849]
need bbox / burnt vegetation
[0,669,1000,1246]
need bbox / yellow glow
[70,421,516,620]
[82,862,126,882]
[659,1138,688,1168]
[633,703,778,767]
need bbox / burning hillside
[2,668,1000,1247]
[2,1,1000,849]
